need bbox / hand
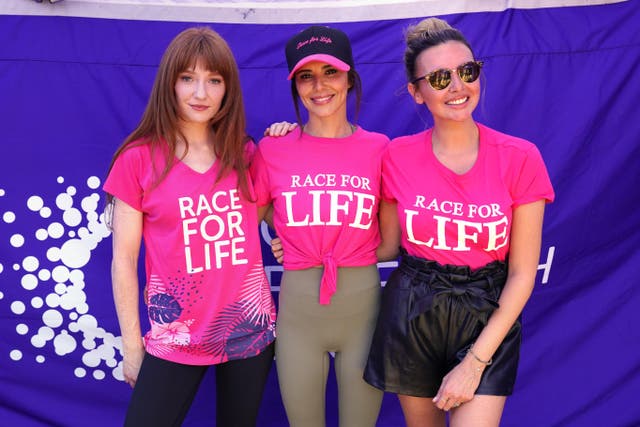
[271,237,283,264]
[432,354,485,411]
[122,342,145,388]
[264,121,298,137]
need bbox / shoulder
[257,128,301,149]
[478,123,539,155]
[243,138,257,155]
[354,127,391,145]
[114,139,153,165]
[387,130,428,153]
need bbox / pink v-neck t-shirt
[383,123,555,269]
[252,127,389,304]
[104,141,276,365]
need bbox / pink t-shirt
[103,141,276,365]
[383,123,555,269]
[252,127,389,304]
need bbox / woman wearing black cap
[252,25,396,427]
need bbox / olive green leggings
[275,265,383,427]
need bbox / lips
[446,96,468,105]
[190,104,209,111]
[311,95,333,104]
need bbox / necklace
[301,122,356,138]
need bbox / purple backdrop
[1,2,639,426]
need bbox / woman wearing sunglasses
[363,17,555,427]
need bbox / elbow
[376,245,400,262]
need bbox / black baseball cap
[285,25,354,80]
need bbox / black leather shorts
[364,251,520,397]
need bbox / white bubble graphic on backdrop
[10,234,25,247]
[0,176,122,381]
[38,269,51,281]
[57,193,73,210]
[21,274,38,291]
[3,211,16,223]
[27,196,44,211]
[35,228,48,241]
[48,222,64,239]
[31,296,44,308]
[11,301,26,315]
[22,256,39,272]
[87,177,100,189]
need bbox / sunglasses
[411,60,483,90]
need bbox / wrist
[467,344,493,366]
[122,336,144,353]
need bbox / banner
[1,1,639,426]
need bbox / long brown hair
[106,26,251,202]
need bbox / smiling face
[408,41,480,124]
[174,59,226,129]
[294,61,351,121]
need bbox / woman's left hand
[432,355,485,411]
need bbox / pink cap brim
[287,54,351,80]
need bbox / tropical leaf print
[235,262,277,325]
[199,262,275,359]
[148,293,183,324]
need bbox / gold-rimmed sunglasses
[411,60,483,90]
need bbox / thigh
[124,352,207,427]
[332,266,383,426]
[215,343,275,427]
[276,338,330,427]
[276,269,331,427]
[397,394,446,427]
[450,395,506,427]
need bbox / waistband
[397,250,507,322]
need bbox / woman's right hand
[264,121,298,137]
[271,237,284,264]
[122,341,145,388]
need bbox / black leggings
[124,343,274,427]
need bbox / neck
[303,115,355,139]
[178,122,212,148]
[431,120,478,152]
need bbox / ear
[407,82,424,105]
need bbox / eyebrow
[296,64,335,74]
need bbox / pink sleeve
[244,138,257,162]
[512,144,555,206]
[103,147,144,211]
[381,144,398,203]
[249,142,272,207]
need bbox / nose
[448,71,464,91]
[193,79,206,99]
[312,75,325,90]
